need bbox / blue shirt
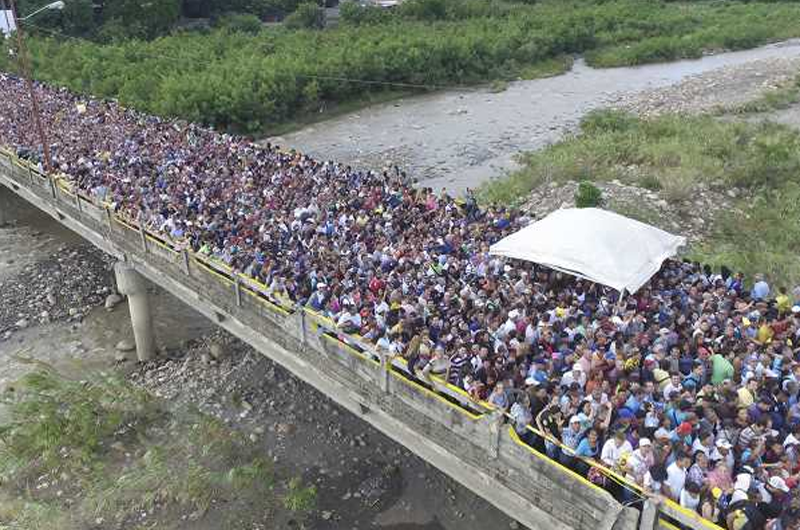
[752,281,770,300]
[575,437,597,458]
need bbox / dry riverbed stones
[0,244,114,340]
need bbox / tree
[283,1,323,29]
[102,0,182,39]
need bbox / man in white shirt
[601,429,633,468]
[665,452,691,501]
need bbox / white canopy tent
[489,208,685,293]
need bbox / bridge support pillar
[638,499,660,530]
[0,185,11,226]
[114,261,156,362]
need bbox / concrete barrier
[0,148,717,530]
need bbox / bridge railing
[0,147,723,530]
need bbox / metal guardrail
[0,147,724,530]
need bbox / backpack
[726,500,766,530]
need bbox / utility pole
[8,0,53,174]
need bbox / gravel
[0,244,115,339]
[522,180,736,243]
[613,56,800,117]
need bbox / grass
[0,368,311,529]
[481,109,800,285]
[518,55,575,80]
[691,183,800,287]
[722,72,800,115]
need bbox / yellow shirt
[756,324,774,344]
[777,294,791,314]
[738,387,754,408]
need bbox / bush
[339,1,391,25]
[580,109,637,134]
[284,2,324,29]
[217,13,263,34]
[575,181,603,208]
[397,0,449,21]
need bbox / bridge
[0,148,717,530]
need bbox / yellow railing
[0,147,726,530]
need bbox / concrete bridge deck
[0,149,717,530]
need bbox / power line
[17,20,485,93]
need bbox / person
[561,415,585,466]
[665,452,691,502]
[510,393,534,444]
[681,480,702,512]
[601,427,633,469]
[626,437,654,486]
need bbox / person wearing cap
[560,415,584,464]
[627,438,654,486]
[672,421,694,447]
[560,363,586,389]
[700,486,724,524]
[711,438,735,470]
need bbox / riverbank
[268,40,800,195]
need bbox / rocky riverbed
[613,53,800,116]
[0,244,114,339]
[126,330,512,530]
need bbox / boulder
[115,339,136,352]
[104,293,123,311]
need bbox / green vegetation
[283,477,318,514]
[8,0,800,134]
[0,367,309,529]
[215,13,265,34]
[575,181,603,208]
[725,73,800,114]
[284,1,325,29]
[481,109,800,284]
[14,0,309,40]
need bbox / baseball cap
[769,476,790,493]
[716,439,733,450]
[639,438,652,448]
[677,422,693,436]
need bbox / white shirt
[601,438,633,468]
[644,471,662,493]
[680,489,700,511]
[666,462,687,501]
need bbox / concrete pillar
[487,409,504,459]
[378,353,391,393]
[114,261,156,362]
[0,185,11,226]
[638,499,660,530]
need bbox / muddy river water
[267,39,800,195]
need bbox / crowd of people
[2,72,800,530]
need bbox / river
[266,39,800,195]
